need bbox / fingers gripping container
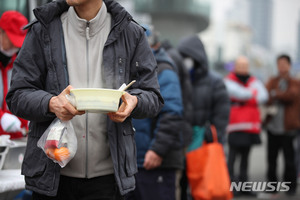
[68,88,124,113]
[37,118,77,168]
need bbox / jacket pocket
[21,136,57,192]
[122,118,137,177]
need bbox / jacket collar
[33,0,69,28]
[32,0,132,42]
[227,72,255,86]
[67,2,109,39]
[154,47,177,72]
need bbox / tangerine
[54,147,70,162]
[45,148,55,159]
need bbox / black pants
[180,168,189,200]
[228,145,251,182]
[125,168,176,200]
[32,174,123,200]
[267,131,297,194]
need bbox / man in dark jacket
[127,26,183,200]
[177,35,230,144]
[6,0,163,199]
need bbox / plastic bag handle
[210,125,218,143]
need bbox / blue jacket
[6,0,163,196]
[133,47,184,169]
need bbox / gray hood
[177,35,208,73]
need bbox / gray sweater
[60,3,113,178]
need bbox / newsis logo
[230,182,291,192]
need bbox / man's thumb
[62,85,73,95]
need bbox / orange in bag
[54,147,70,162]
[46,148,55,159]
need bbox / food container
[69,88,124,113]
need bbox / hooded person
[0,11,28,139]
[177,35,230,144]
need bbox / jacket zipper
[85,21,90,178]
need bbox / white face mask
[183,57,194,71]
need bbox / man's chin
[66,0,80,6]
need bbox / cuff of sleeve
[150,143,168,157]
[131,95,142,117]
[43,93,56,118]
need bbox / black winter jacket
[6,0,163,196]
[178,35,230,143]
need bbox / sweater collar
[68,2,108,39]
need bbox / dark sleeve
[211,77,230,143]
[128,30,164,119]
[149,70,183,156]
[6,24,56,122]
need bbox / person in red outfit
[0,11,28,139]
[224,56,268,196]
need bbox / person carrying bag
[186,124,233,200]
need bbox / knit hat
[0,11,28,48]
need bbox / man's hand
[49,85,85,121]
[107,92,138,123]
[143,150,163,170]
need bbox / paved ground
[228,131,300,200]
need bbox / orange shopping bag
[186,125,233,200]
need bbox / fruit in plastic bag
[37,118,77,168]
[54,147,70,162]
[45,147,70,162]
[46,148,55,159]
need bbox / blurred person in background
[177,35,230,144]
[161,39,193,200]
[264,54,300,196]
[177,35,230,199]
[224,56,268,196]
[126,25,184,200]
[161,40,193,147]
[0,11,28,139]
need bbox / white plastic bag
[37,118,77,168]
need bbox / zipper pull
[86,22,90,40]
